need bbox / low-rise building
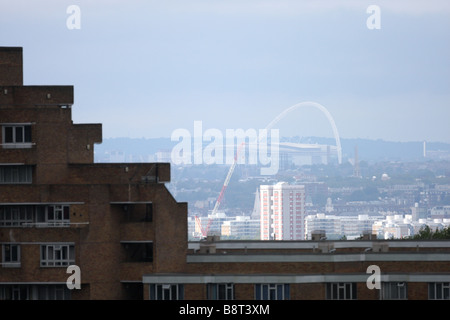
[305,213,384,240]
[372,215,450,239]
[221,215,260,239]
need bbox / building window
[255,284,290,300]
[149,284,184,300]
[2,244,20,267]
[37,284,71,300]
[0,206,33,226]
[2,125,32,148]
[0,165,32,184]
[122,242,153,262]
[0,284,70,300]
[0,284,30,300]
[207,283,234,300]
[429,282,450,300]
[381,282,407,300]
[37,205,70,226]
[40,244,75,267]
[326,283,357,300]
[0,205,70,227]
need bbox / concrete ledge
[187,252,450,263]
[143,273,450,284]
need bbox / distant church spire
[251,188,260,220]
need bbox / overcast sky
[1,0,449,143]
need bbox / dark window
[2,244,20,265]
[2,125,32,145]
[207,283,234,300]
[429,282,450,300]
[4,126,13,143]
[0,285,30,300]
[381,282,407,300]
[24,125,32,142]
[122,242,153,262]
[0,165,32,184]
[40,244,75,267]
[255,284,289,300]
[0,206,33,226]
[15,126,23,142]
[149,284,183,300]
[326,283,357,300]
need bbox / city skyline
[1,45,449,304]
[1,0,449,143]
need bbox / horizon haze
[1,0,449,143]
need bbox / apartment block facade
[260,182,306,240]
[1,47,449,301]
[0,47,187,300]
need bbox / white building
[372,215,450,239]
[430,206,450,217]
[260,182,306,240]
[221,216,260,239]
[190,212,230,238]
[305,213,384,240]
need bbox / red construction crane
[194,215,212,238]
[198,142,246,238]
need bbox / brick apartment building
[260,182,306,240]
[0,47,187,299]
[1,47,450,300]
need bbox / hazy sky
[1,0,449,142]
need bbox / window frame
[0,165,33,184]
[149,284,184,300]
[326,282,357,300]
[380,282,407,300]
[2,244,21,267]
[45,205,70,227]
[40,244,75,267]
[0,284,30,300]
[2,124,32,148]
[0,205,70,227]
[0,284,71,300]
[207,283,234,300]
[37,284,71,300]
[429,282,450,300]
[0,206,33,226]
[255,284,290,300]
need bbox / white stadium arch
[265,101,342,164]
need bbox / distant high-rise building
[260,182,306,240]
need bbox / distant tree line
[407,225,450,240]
